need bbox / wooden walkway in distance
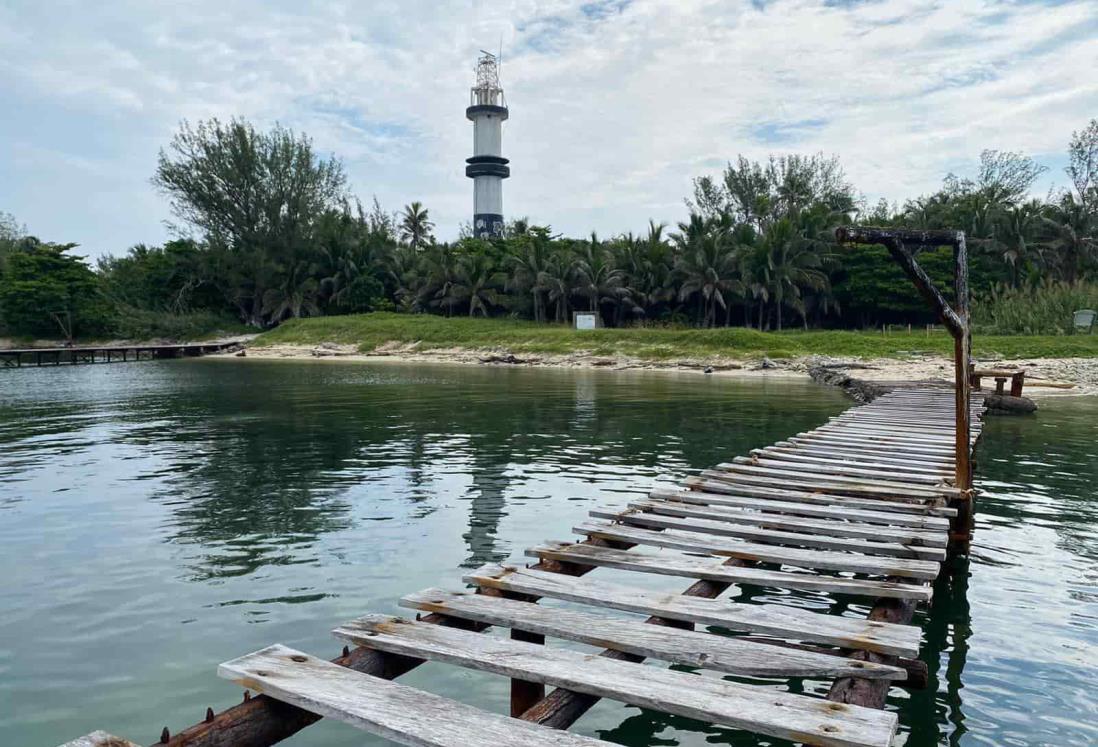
[70,386,986,747]
[0,341,241,368]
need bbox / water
[0,359,1094,747]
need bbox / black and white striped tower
[466,52,509,239]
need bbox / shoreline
[214,342,1097,398]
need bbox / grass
[255,312,1098,361]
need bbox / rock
[759,356,777,370]
[807,365,890,403]
[984,394,1038,414]
[704,366,713,374]
[479,353,525,365]
[234,349,246,357]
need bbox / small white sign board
[574,313,597,330]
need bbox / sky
[1,0,1096,258]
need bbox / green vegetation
[2,117,1096,343]
[257,312,1098,361]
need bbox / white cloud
[0,0,1095,256]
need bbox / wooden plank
[710,464,960,499]
[334,615,899,747]
[815,424,957,444]
[792,433,958,455]
[400,588,907,680]
[58,733,139,747]
[680,479,957,518]
[218,644,606,747]
[656,487,952,529]
[700,469,947,504]
[525,541,933,601]
[755,446,952,473]
[735,455,947,485]
[574,521,942,579]
[465,563,922,656]
[595,506,945,561]
[764,446,953,470]
[630,499,948,549]
[785,437,958,463]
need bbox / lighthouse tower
[466,52,509,239]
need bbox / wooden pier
[70,386,985,747]
[0,341,241,368]
[63,228,985,747]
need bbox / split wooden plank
[594,507,945,561]
[574,521,942,579]
[655,487,953,529]
[465,563,922,657]
[700,469,950,504]
[785,436,958,461]
[751,448,951,476]
[58,733,139,747]
[710,464,961,499]
[680,479,957,518]
[734,455,947,486]
[793,432,959,453]
[526,541,933,601]
[630,499,947,549]
[333,615,899,747]
[814,425,958,444]
[767,443,954,469]
[400,588,906,680]
[218,644,607,747]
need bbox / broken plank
[333,615,899,747]
[626,500,947,551]
[218,644,605,747]
[574,521,942,579]
[464,563,922,657]
[679,479,957,518]
[655,486,952,529]
[525,541,933,601]
[400,587,906,680]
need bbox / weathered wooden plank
[792,433,958,455]
[526,541,933,601]
[815,424,958,444]
[574,521,942,579]
[679,480,957,519]
[656,487,952,529]
[754,447,951,474]
[734,455,947,485]
[765,444,954,470]
[333,615,899,747]
[710,465,959,500]
[595,507,945,561]
[58,733,139,747]
[628,500,948,550]
[699,469,945,505]
[218,644,605,747]
[400,588,906,680]
[464,563,922,656]
[785,437,957,462]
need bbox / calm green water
[0,360,1095,747]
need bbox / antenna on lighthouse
[465,50,510,238]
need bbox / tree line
[2,117,1096,340]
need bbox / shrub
[972,281,1098,335]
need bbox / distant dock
[0,341,241,368]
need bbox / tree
[572,233,628,322]
[674,218,743,327]
[1041,194,1097,283]
[454,254,502,317]
[400,201,435,250]
[0,240,112,339]
[1067,119,1098,213]
[153,118,347,326]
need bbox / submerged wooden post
[836,227,973,555]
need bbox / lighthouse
[466,51,509,239]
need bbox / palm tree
[572,233,628,323]
[761,218,830,331]
[674,223,743,328]
[508,228,553,322]
[1040,195,1097,283]
[422,244,462,316]
[400,201,435,250]
[261,258,321,323]
[454,254,502,317]
[542,249,574,323]
[994,200,1043,286]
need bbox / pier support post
[836,227,974,556]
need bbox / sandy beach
[221,341,1098,398]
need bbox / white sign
[575,313,597,330]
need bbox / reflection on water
[0,359,1095,747]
